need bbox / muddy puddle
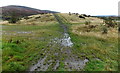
[61,33,73,47]
[52,33,73,47]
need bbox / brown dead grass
[0,13,58,26]
[72,24,118,40]
[60,13,103,24]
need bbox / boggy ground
[1,13,119,71]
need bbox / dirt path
[29,13,89,71]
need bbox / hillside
[0,5,59,20]
[1,13,118,71]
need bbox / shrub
[69,12,71,15]
[8,11,21,23]
[35,16,41,19]
[24,16,29,20]
[85,21,91,25]
[79,15,85,19]
[82,14,87,17]
[104,19,117,28]
[8,17,20,23]
[102,26,108,34]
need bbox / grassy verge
[57,13,118,71]
[70,32,118,71]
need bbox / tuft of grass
[6,62,26,71]
[84,59,105,71]
[58,62,65,71]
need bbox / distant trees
[100,17,118,34]
[69,12,71,15]
[81,14,87,17]
[68,12,91,19]
[104,20,116,28]
[2,10,21,23]
[103,17,117,28]
[35,16,41,19]
[79,15,85,19]
[81,14,90,17]
[24,16,29,20]
[8,11,21,23]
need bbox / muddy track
[29,13,89,71]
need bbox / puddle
[16,31,32,34]
[52,33,73,47]
[61,33,73,47]
[2,31,33,36]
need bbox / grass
[57,13,118,71]
[59,13,103,24]
[0,49,2,72]
[0,22,2,73]
[1,13,119,71]
[2,13,63,71]
[69,32,118,71]
[84,59,106,71]
[58,62,65,71]
[2,24,63,71]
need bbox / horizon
[0,0,119,16]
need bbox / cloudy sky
[0,0,119,16]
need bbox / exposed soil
[29,14,89,71]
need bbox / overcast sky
[0,0,119,16]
